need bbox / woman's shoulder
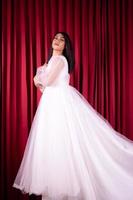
[51,55,68,64]
[47,55,68,71]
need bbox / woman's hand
[39,84,45,93]
[33,76,42,87]
[33,76,45,93]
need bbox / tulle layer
[13,85,133,200]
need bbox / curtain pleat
[1,0,133,199]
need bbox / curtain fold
[1,0,133,199]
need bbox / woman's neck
[52,50,63,56]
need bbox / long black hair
[46,32,75,74]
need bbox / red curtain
[1,0,133,199]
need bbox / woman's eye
[54,37,64,42]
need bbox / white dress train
[13,55,133,200]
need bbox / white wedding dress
[13,55,133,200]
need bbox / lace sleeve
[42,56,64,87]
[36,63,47,83]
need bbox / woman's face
[52,33,65,52]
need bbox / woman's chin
[53,46,60,50]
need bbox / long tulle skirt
[13,85,133,200]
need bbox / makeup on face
[53,34,65,45]
[52,33,65,51]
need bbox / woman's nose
[55,38,61,42]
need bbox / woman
[13,32,133,200]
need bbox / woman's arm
[33,62,48,92]
[42,57,64,88]
[33,57,64,93]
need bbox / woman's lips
[54,43,59,46]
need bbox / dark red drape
[1,0,133,199]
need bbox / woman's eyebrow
[55,36,65,39]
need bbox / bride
[13,32,133,200]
